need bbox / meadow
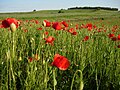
[0,9,120,90]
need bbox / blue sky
[0,0,120,12]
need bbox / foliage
[0,10,120,90]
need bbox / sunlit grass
[0,10,120,90]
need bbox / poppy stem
[12,32,15,59]
[70,70,84,90]
[10,32,16,89]
[53,69,57,90]
[44,62,48,89]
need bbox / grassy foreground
[0,9,120,90]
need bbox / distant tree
[33,9,36,12]
[68,6,118,11]
[58,10,64,13]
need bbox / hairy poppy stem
[44,62,48,89]
[70,70,84,90]
[53,69,57,90]
[12,32,15,59]
[10,32,16,89]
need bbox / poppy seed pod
[10,23,16,32]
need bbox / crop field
[0,9,120,90]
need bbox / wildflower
[43,20,51,27]
[62,21,68,27]
[117,45,120,48]
[72,31,77,35]
[117,34,120,40]
[2,18,19,28]
[75,24,79,29]
[68,28,75,33]
[44,36,55,45]
[28,57,33,62]
[111,37,117,41]
[52,22,62,30]
[86,23,93,31]
[37,27,42,30]
[83,36,89,41]
[35,20,39,24]
[108,33,114,38]
[51,54,70,70]
[44,31,49,35]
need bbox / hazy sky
[0,0,120,12]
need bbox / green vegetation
[0,9,120,90]
[0,9,119,20]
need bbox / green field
[0,9,119,20]
[0,9,120,90]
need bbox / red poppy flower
[52,22,62,30]
[62,21,68,27]
[113,25,118,29]
[75,24,79,29]
[2,18,19,28]
[117,34,120,40]
[51,54,70,70]
[72,31,77,35]
[83,36,89,41]
[117,45,120,48]
[24,29,28,32]
[80,24,85,29]
[0,24,3,28]
[28,57,33,62]
[35,20,39,24]
[44,31,49,35]
[43,20,51,27]
[93,25,97,29]
[44,36,55,44]
[63,27,68,30]
[86,23,93,31]
[37,27,42,30]
[111,37,117,41]
[112,29,116,32]
[108,33,114,38]
[68,28,75,33]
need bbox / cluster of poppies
[1,18,70,70]
[1,17,120,70]
[42,20,78,35]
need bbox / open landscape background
[0,1,120,90]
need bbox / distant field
[0,9,120,20]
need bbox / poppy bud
[10,23,16,32]
[43,20,51,27]
[18,56,22,61]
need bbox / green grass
[0,9,120,90]
[0,9,119,20]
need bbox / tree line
[68,6,118,11]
